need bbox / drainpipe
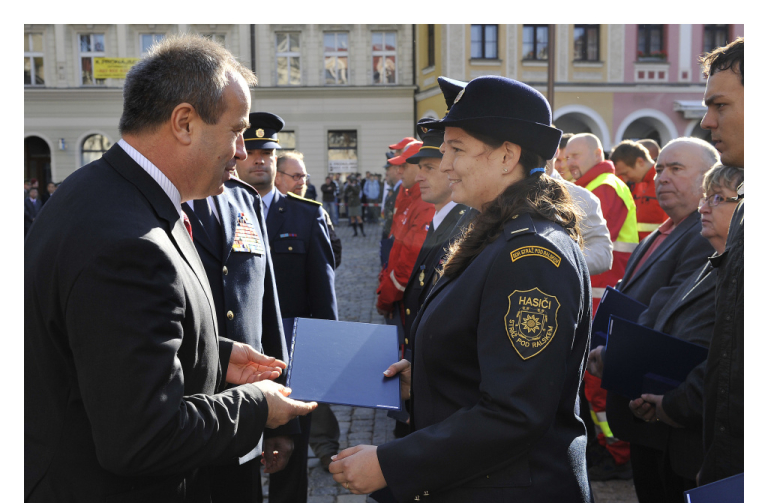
[250,24,256,75]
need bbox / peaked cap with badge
[437,76,467,112]
[244,112,284,150]
[421,75,562,160]
[406,118,444,164]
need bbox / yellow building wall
[552,90,614,134]
[466,24,506,80]
[417,24,443,89]
[567,25,609,82]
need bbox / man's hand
[376,306,394,319]
[629,397,657,422]
[261,435,295,474]
[251,380,317,428]
[227,341,287,385]
[587,345,605,378]
[641,394,683,428]
[329,445,387,494]
[383,359,411,400]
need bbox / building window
[574,25,599,61]
[24,33,45,86]
[637,25,665,60]
[79,34,105,85]
[703,25,729,53]
[324,32,349,85]
[140,33,165,56]
[372,32,396,84]
[276,32,301,86]
[278,131,296,152]
[523,25,548,61]
[328,130,358,173]
[471,25,498,59]
[427,25,435,67]
[82,134,112,166]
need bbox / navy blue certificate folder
[282,318,401,410]
[684,473,744,503]
[591,286,648,349]
[601,315,708,399]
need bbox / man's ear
[170,102,195,146]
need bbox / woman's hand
[383,359,411,400]
[328,445,387,494]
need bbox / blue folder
[685,473,744,503]
[282,318,401,410]
[600,315,708,399]
[591,286,648,349]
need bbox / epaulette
[226,176,260,197]
[503,213,536,241]
[286,191,322,206]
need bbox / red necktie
[182,211,193,241]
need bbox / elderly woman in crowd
[623,163,743,501]
[329,76,593,502]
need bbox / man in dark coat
[24,34,314,503]
[183,177,301,502]
[236,112,337,503]
[588,137,720,502]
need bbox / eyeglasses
[699,193,739,209]
[278,171,310,182]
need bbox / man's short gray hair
[662,137,720,170]
[118,33,258,135]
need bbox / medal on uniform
[232,212,265,255]
[418,265,426,287]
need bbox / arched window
[82,134,111,166]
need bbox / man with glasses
[236,113,337,503]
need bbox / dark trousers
[630,443,696,503]
[269,413,311,503]
[210,457,263,503]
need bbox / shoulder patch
[504,288,560,360]
[286,191,322,206]
[510,246,561,267]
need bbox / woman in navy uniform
[329,76,592,502]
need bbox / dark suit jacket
[25,144,270,502]
[656,262,717,479]
[401,204,467,351]
[607,211,714,447]
[378,214,592,502]
[266,190,337,320]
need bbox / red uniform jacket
[632,167,667,241]
[377,184,435,312]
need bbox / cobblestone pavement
[263,219,638,503]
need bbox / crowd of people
[24,32,743,503]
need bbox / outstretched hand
[227,341,287,385]
[329,445,387,494]
[383,359,411,400]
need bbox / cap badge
[421,126,428,134]
[454,88,465,104]
[256,128,265,138]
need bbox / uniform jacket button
[406,308,411,315]
[227,311,234,320]
[288,246,293,251]
[222,266,228,275]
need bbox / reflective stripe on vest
[637,222,661,233]
[585,172,639,249]
[590,409,616,439]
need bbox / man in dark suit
[24,34,315,503]
[587,137,720,503]
[183,177,301,502]
[400,125,466,356]
[236,112,337,503]
[24,186,42,236]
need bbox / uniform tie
[182,211,193,241]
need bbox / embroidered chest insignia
[504,287,560,360]
[232,212,265,255]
